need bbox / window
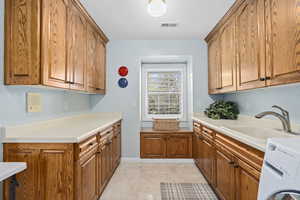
[141,63,187,121]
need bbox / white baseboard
[121,157,194,163]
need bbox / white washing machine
[258,137,300,200]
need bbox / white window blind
[147,71,182,115]
[141,63,187,121]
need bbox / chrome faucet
[255,105,292,133]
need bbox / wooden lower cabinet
[77,153,98,200]
[201,139,214,184]
[193,121,264,200]
[140,129,193,159]
[4,144,74,200]
[3,121,122,200]
[140,134,167,158]
[166,134,193,158]
[215,146,235,200]
[235,159,260,200]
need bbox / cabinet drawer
[99,127,114,138]
[114,121,121,132]
[194,126,201,134]
[201,126,214,140]
[193,122,201,129]
[215,133,264,171]
[78,136,98,158]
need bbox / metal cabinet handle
[260,77,266,81]
[228,161,235,165]
[65,81,75,84]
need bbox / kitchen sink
[220,126,290,140]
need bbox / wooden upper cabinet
[67,1,87,91]
[4,0,40,85]
[4,0,108,93]
[208,35,221,94]
[41,0,69,89]
[86,27,106,94]
[236,0,266,91]
[265,0,300,86]
[206,0,300,93]
[95,39,106,94]
[219,18,237,93]
[86,25,98,93]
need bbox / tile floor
[99,162,207,200]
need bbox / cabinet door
[39,147,74,200]
[86,24,98,93]
[107,140,113,174]
[166,134,193,158]
[208,35,221,94]
[41,0,69,88]
[97,148,104,195]
[112,134,117,169]
[140,134,166,158]
[78,154,98,200]
[67,1,87,91]
[201,139,215,184]
[218,18,237,93]
[94,38,106,94]
[112,133,121,168]
[196,135,204,170]
[193,133,198,161]
[4,0,40,85]
[215,146,235,200]
[4,147,40,200]
[101,145,108,187]
[116,132,121,163]
[236,0,266,90]
[265,0,300,86]
[235,160,260,200]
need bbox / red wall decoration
[118,66,128,77]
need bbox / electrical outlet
[27,93,42,112]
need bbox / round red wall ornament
[118,66,128,77]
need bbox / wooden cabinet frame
[3,121,122,200]
[193,121,264,200]
[4,0,108,94]
[140,129,193,159]
[206,0,300,94]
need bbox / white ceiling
[80,0,236,40]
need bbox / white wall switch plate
[27,93,42,112]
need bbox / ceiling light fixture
[148,0,167,17]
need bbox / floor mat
[160,183,218,200]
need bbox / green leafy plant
[204,100,239,120]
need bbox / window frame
[141,63,188,121]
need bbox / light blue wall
[0,0,91,126]
[224,84,300,124]
[90,40,221,158]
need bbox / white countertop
[2,112,122,143]
[0,162,27,182]
[193,113,300,152]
